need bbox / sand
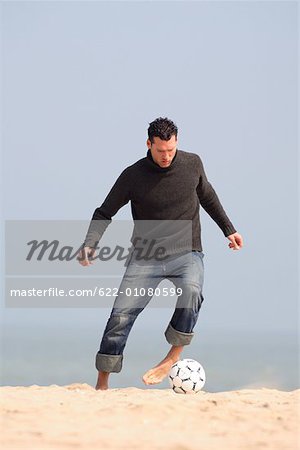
[0,384,299,450]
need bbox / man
[78,117,243,390]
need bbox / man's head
[147,117,178,168]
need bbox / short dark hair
[148,117,178,144]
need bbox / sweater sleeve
[83,168,132,248]
[196,156,237,237]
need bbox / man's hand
[77,246,96,266]
[227,232,243,250]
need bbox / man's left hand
[227,232,243,250]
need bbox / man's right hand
[77,246,96,266]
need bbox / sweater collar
[146,148,179,172]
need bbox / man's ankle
[95,370,110,389]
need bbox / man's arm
[81,167,131,255]
[196,156,237,238]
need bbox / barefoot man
[78,117,243,390]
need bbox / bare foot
[142,345,183,385]
[142,359,176,385]
[95,370,110,390]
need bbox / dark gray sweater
[84,149,236,253]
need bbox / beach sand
[0,384,299,450]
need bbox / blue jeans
[95,250,205,373]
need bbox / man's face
[147,135,177,168]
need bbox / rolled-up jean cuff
[165,323,194,346]
[95,352,123,373]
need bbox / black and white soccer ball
[168,358,206,394]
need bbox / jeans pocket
[192,250,205,259]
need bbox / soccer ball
[168,358,206,394]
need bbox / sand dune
[1,384,299,449]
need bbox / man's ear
[146,139,151,149]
